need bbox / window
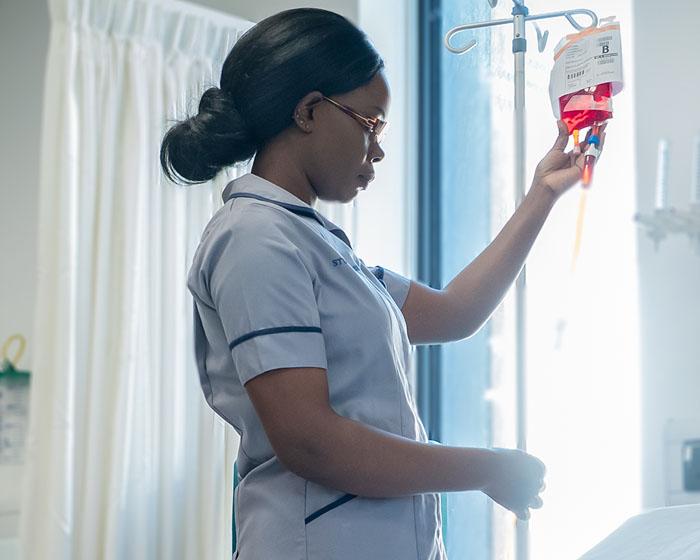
[417,1,494,557]
[417,1,640,558]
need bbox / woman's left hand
[532,120,606,199]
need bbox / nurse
[161,8,602,559]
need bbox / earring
[294,110,310,131]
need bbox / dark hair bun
[160,8,384,185]
[160,87,255,184]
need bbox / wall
[0,0,49,545]
[633,0,700,509]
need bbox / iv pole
[444,2,598,559]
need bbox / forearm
[254,368,545,516]
[286,412,493,498]
[441,181,556,338]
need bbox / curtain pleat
[19,1,252,558]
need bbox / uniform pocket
[304,484,419,560]
[305,493,357,525]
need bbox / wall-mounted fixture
[635,134,700,252]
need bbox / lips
[358,174,375,183]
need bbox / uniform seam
[365,275,420,558]
[304,480,309,560]
[415,497,423,559]
[202,394,261,471]
[236,444,263,470]
[193,300,262,472]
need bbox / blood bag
[549,19,624,130]
[549,19,624,186]
[558,82,613,135]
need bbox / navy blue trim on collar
[228,192,324,226]
[228,192,352,249]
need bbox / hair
[160,8,384,185]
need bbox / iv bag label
[549,23,624,119]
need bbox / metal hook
[527,9,598,29]
[443,15,514,54]
[564,10,598,31]
[443,35,478,55]
[534,22,548,53]
[443,8,598,56]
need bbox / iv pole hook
[444,8,598,54]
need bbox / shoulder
[188,200,316,299]
[200,199,311,258]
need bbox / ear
[292,91,324,133]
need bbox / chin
[347,185,365,202]
[318,178,364,204]
[333,184,362,204]
[339,193,358,204]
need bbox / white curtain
[19,1,252,558]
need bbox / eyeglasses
[322,96,389,144]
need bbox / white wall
[354,0,417,278]
[633,0,700,509]
[0,0,47,386]
[0,0,49,544]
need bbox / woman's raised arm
[401,120,605,345]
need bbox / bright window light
[488,1,640,558]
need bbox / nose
[369,141,385,164]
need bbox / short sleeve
[368,266,411,309]
[208,226,327,386]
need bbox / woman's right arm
[245,366,545,520]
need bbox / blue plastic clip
[512,1,529,16]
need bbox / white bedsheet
[579,504,700,559]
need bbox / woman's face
[307,72,390,203]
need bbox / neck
[251,131,316,206]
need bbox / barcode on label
[598,58,615,65]
[567,70,586,79]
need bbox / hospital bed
[578,504,700,559]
